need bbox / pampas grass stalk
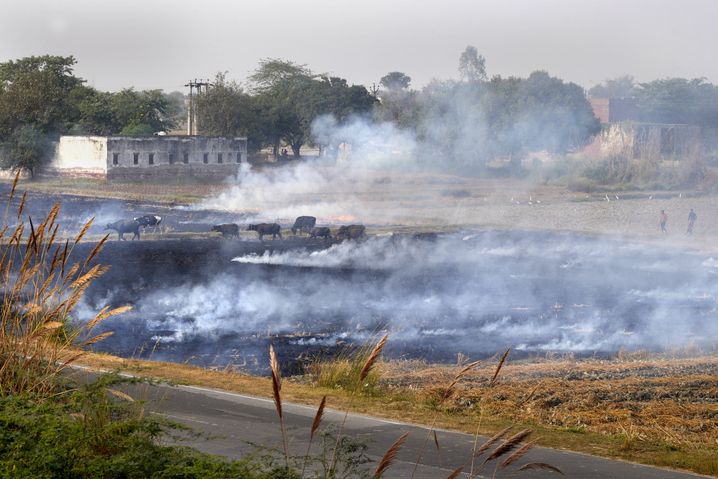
[446,466,464,479]
[475,426,513,456]
[490,348,510,385]
[482,429,533,464]
[499,438,537,468]
[301,395,326,478]
[269,345,289,467]
[372,432,408,479]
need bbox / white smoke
[89,232,718,361]
[194,116,455,225]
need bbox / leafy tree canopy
[0,55,84,138]
[379,71,411,91]
[588,75,637,99]
[0,124,51,176]
[458,45,487,83]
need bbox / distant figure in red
[660,210,668,233]
[687,208,697,235]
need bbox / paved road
[70,370,710,479]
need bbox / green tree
[636,78,718,126]
[412,70,600,174]
[379,71,411,91]
[109,88,177,135]
[375,72,418,128]
[0,125,51,176]
[588,75,637,99]
[458,45,487,83]
[248,59,375,157]
[249,59,314,156]
[0,55,84,138]
[197,72,269,152]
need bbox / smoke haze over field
[84,232,718,369]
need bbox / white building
[44,135,248,180]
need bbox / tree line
[0,55,181,175]
[589,75,718,127]
[3,51,718,176]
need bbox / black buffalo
[248,223,283,241]
[335,224,366,242]
[134,214,162,228]
[291,216,316,235]
[211,223,239,238]
[105,220,140,240]
[309,226,332,241]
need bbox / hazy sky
[1,0,716,93]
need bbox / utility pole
[185,79,211,135]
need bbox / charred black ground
[75,233,718,374]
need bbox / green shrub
[0,378,260,479]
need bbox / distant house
[589,97,638,124]
[43,135,248,180]
[585,98,700,161]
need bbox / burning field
[71,228,718,373]
[4,177,718,474]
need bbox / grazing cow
[291,216,316,235]
[134,214,162,228]
[248,223,283,241]
[335,224,366,242]
[105,220,140,241]
[412,232,438,242]
[309,226,332,241]
[211,223,239,238]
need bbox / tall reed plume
[0,186,129,397]
[269,345,289,467]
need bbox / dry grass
[372,432,408,479]
[0,173,128,396]
[381,355,718,448]
[5,177,226,204]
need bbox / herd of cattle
[104,214,367,242]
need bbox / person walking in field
[687,208,697,235]
[660,210,668,233]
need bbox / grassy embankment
[77,348,718,477]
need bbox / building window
[183,152,189,164]
[217,153,223,164]
[236,153,242,163]
[133,153,139,165]
[203,153,209,164]
[169,153,175,165]
[148,153,154,165]
[112,153,119,166]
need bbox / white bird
[679,193,683,198]
[649,195,653,200]
[605,194,610,202]
[615,195,619,200]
